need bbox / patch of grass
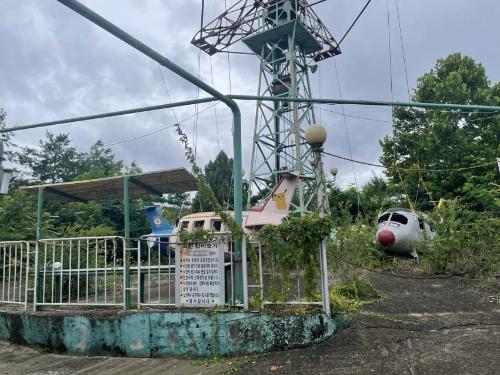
[190,356,227,367]
[329,276,382,314]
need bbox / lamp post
[305,124,331,316]
[305,124,329,217]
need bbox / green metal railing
[1,0,500,309]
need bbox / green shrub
[258,215,333,300]
[419,202,500,279]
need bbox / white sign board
[176,241,225,307]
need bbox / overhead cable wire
[224,0,233,96]
[318,64,322,124]
[317,106,499,124]
[386,0,394,101]
[193,49,202,160]
[76,102,220,150]
[386,0,412,209]
[209,56,221,150]
[158,66,180,124]
[308,0,328,7]
[322,151,498,172]
[333,58,361,213]
[338,0,373,46]
[395,0,411,100]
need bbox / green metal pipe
[227,95,500,112]
[57,0,244,301]
[123,175,131,309]
[36,187,44,240]
[4,95,499,136]
[0,98,218,134]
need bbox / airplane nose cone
[377,230,395,247]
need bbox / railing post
[24,242,30,311]
[138,239,144,307]
[320,239,330,316]
[242,235,248,310]
[123,176,131,310]
[34,187,45,311]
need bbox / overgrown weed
[329,275,382,313]
[328,202,499,286]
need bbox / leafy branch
[175,124,243,239]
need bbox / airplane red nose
[377,230,395,247]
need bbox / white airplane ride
[375,208,435,258]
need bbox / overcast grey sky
[1,0,499,188]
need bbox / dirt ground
[0,271,498,374]
[238,271,500,375]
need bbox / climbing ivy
[258,215,333,300]
[178,228,214,244]
[175,124,243,240]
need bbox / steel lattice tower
[192,0,340,212]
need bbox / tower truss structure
[192,0,341,212]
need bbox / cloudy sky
[1,0,499,189]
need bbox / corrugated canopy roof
[21,168,197,202]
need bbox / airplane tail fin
[143,206,173,234]
[245,173,299,227]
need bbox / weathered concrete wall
[0,310,349,357]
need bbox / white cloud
[0,0,499,190]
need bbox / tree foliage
[15,132,126,184]
[380,53,500,213]
[192,150,234,212]
[328,176,402,220]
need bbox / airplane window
[211,219,222,232]
[418,218,424,230]
[391,213,408,225]
[180,221,189,230]
[378,213,390,224]
[194,220,205,229]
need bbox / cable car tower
[192,0,341,212]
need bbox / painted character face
[272,190,287,210]
[154,216,162,226]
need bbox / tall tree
[380,53,500,212]
[192,151,234,212]
[16,132,84,183]
[75,140,124,180]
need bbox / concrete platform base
[0,309,349,357]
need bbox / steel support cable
[386,0,394,102]
[76,102,220,151]
[209,56,221,149]
[193,0,206,160]
[318,106,500,124]
[158,66,180,125]
[224,0,233,98]
[386,0,412,209]
[322,151,497,172]
[418,166,436,207]
[395,0,411,99]
[338,0,373,46]
[333,59,361,213]
[318,64,322,124]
